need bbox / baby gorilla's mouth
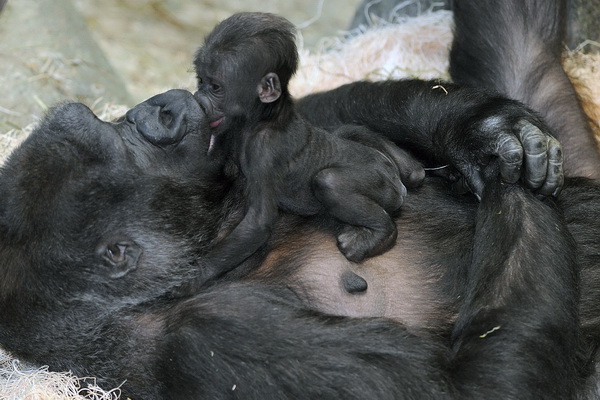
[210,117,224,128]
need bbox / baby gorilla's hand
[321,125,425,263]
[332,125,426,190]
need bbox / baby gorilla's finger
[388,146,425,188]
[537,138,564,197]
[516,120,549,189]
[332,126,425,188]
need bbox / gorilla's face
[0,90,232,310]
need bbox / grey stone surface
[0,0,133,131]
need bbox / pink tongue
[210,118,223,128]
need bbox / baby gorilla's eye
[211,83,221,92]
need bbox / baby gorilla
[194,12,423,280]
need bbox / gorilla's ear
[96,238,142,279]
[257,72,281,103]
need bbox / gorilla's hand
[435,101,563,200]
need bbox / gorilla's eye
[97,238,141,279]
[211,83,221,92]
[106,244,127,263]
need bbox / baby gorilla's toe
[337,224,397,262]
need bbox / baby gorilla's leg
[312,167,401,262]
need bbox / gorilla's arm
[296,80,563,198]
[158,285,450,399]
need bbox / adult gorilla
[0,1,598,399]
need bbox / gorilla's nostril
[159,108,175,129]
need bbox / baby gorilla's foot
[337,224,397,263]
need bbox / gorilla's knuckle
[314,169,342,191]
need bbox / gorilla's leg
[451,164,579,398]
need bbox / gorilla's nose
[125,89,201,146]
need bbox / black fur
[0,96,581,398]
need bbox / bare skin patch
[251,224,457,332]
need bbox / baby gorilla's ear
[96,236,142,279]
[257,72,281,103]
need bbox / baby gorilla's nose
[126,89,201,146]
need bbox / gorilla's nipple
[341,271,368,294]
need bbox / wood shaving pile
[291,10,453,97]
[0,349,120,400]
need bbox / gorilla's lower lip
[210,117,224,128]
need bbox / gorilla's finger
[497,134,523,184]
[538,138,564,197]
[457,162,484,201]
[468,171,484,201]
[516,120,548,188]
